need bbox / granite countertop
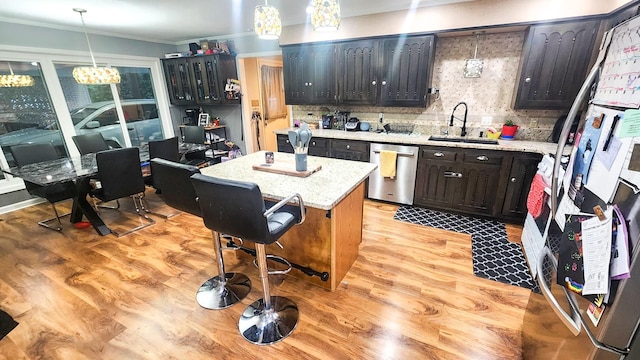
[200,151,377,210]
[275,128,562,155]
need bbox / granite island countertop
[275,128,562,155]
[200,151,377,210]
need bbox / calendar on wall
[593,15,640,109]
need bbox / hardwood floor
[0,194,545,359]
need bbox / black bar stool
[151,158,251,309]
[190,174,305,345]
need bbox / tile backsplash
[293,31,566,142]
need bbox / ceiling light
[72,8,120,85]
[0,62,35,87]
[254,1,282,40]
[311,0,341,32]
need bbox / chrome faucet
[449,102,468,137]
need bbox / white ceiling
[0,0,475,44]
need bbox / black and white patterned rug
[394,206,539,292]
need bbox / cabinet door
[414,147,458,208]
[379,35,435,107]
[501,153,542,220]
[514,20,600,109]
[163,58,194,105]
[336,39,379,105]
[308,44,336,105]
[216,54,241,104]
[188,57,220,104]
[453,151,503,215]
[276,134,294,153]
[282,44,335,105]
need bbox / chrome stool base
[196,272,251,310]
[238,296,299,345]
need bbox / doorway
[239,56,289,153]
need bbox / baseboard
[0,198,45,215]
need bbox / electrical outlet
[530,118,538,128]
[481,116,492,125]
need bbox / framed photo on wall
[198,113,210,127]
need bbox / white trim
[0,198,44,215]
[0,178,26,194]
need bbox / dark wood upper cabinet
[282,43,336,105]
[513,19,600,109]
[162,58,194,105]
[284,34,435,107]
[336,39,379,105]
[162,54,239,106]
[379,35,435,107]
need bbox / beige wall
[280,0,630,45]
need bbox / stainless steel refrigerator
[521,14,640,359]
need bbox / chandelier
[254,0,282,40]
[311,0,341,32]
[0,63,35,87]
[72,8,120,85]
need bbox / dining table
[2,142,208,236]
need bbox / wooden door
[414,147,458,208]
[501,153,542,220]
[162,58,194,105]
[453,151,503,215]
[379,35,435,107]
[307,44,336,105]
[514,20,600,109]
[282,46,309,104]
[336,39,379,105]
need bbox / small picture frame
[198,113,210,127]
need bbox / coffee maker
[184,108,199,125]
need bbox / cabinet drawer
[309,138,328,149]
[420,147,457,162]
[331,139,368,153]
[462,151,503,165]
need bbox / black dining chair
[9,143,76,231]
[145,136,180,191]
[91,147,155,237]
[151,158,251,309]
[72,133,111,155]
[190,174,305,345]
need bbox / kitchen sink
[428,136,498,145]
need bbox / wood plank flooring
[0,193,547,359]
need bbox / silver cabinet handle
[372,80,377,85]
[286,140,289,143]
[511,177,517,183]
[476,155,489,161]
[525,77,531,83]
[444,171,462,178]
[346,144,350,150]
[311,141,316,146]
[372,150,414,157]
[309,82,312,86]
[434,152,444,157]
[381,80,387,86]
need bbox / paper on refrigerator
[581,208,613,296]
[585,107,633,202]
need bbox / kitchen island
[200,151,377,291]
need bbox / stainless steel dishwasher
[368,143,419,205]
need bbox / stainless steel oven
[368,143,419,205]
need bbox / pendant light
[0,62,34,87]
[311,0,341,32]
[72,8,120,85]
[254,0,282,40]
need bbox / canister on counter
[265,151,274,164]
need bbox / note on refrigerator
[582,208,613,296]
[586,107,633,202]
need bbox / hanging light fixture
[0,62,34,87]
[72,8,120,85]
[254,0,282,40]
[311,0,340,32]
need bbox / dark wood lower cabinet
[415,145,538,223]
[276,135,539,223]
[501,153,542,221]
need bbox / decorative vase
[501,125,518,139]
